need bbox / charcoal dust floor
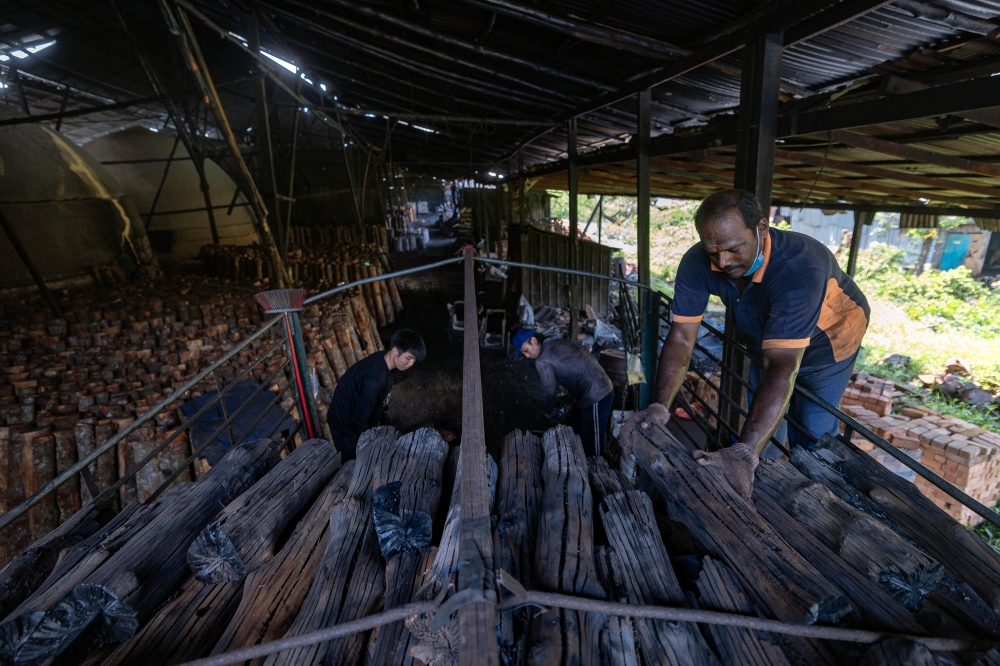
[375,228,555,458]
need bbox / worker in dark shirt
[623,189,869,499]
[326,329,426,461]
[513,328,615,456]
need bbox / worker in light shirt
[513,327,614,456]
[623,189,870,498]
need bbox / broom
[254,288,307,314]
[254,288,316,438]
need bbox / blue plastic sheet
[180,381,295,465]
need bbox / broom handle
[283,313,317,439]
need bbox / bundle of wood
[0,436,345,665]
[0,275,395,567]
[199,233,396,291]
[620,421,1000,664]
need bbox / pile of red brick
[839,371,894,416]
[839,394,1000,526]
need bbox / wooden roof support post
[846,210,872,277]
[158,0,288,286]
[568,118,579,342]
[636,89,651,287]
[458,248,499,666]
[637,88,656,409]
[518,147,526,228]
[721,31,783,442]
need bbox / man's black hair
[390,329,426,361]
[694,189,763,231]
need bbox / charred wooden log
[526,426,606,666]
[598,490,719,666]
[790,434,1000,613]
[211,460,355,660]
[0,501,107,620]
[858,637,947,666]
[263,427,398,666]
[624,422,852,625]
[93,439,341,666]
[368,428,449,666]
[694,557,789,666]
[755,457,1000,639]
[494,430,543,665]
[0,438,276,665]
[593,546,639,666]
[751,489,926,635]
[405,452,498,666]
[3,486,191,623]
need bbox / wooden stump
[211,460,356,661]
[53,429,80,523]
[264,426,398,666]
[323,332,350,378]
[18,427,59,541]
[599,490,719,666]
[790,434,1000,614]
[95,439,341,666]
[494,430,544,663]
[527,426,606,666]
[625,422,852,625]
[368,428,448,665]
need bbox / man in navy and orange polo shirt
[623,189,869,499]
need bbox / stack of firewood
[199,225,393,285]
[0,274,400,568]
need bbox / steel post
[567,117,579,342]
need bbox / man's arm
[652,321,701,409]
[738,346,805,455]
[537,361,558,412]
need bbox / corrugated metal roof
[1,0,1000,212]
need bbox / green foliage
[771,219,792,231]
[974,516,1000,554]
[853,244,1000,338]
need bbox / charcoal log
[263,427,397,666]
[625,422,852,625]
[526,426,605,666]
[789,434,1000,614]
[211,461,355,660]
[95,439,340,666]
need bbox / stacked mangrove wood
[0,273,396,567]
[198,228,398,294]
[621,421,1000,665]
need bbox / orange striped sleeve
[672,313,704,324]
[762,338,811,349]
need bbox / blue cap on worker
[512,328,535,361]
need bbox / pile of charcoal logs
[0,275,399,568]
[3,419,1000,664]
[199,225,395,287]
[494,422,1000,665]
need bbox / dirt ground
[377,228,555,457]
